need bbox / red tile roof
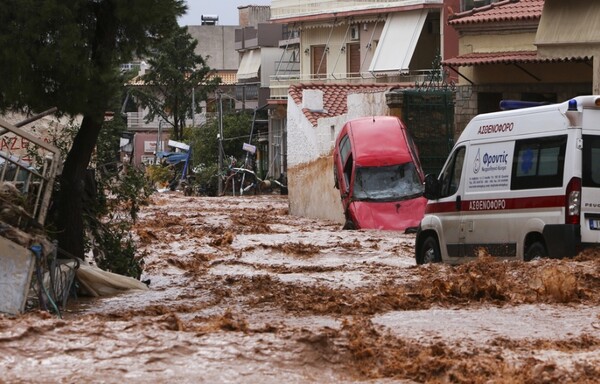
[442,51,591,66]
[449,0,544,25]
[289,83,403,127]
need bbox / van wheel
[524,241,547,261]
[418,236,441,264]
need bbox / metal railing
[268,69,434,99]
[0,118,61,227]
[270,0,442,19]
[126,112,203,129]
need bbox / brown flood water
[1,192,599,383]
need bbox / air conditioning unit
[350,26,359,41]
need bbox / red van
[333,116,427,231]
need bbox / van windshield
[353,162,424,201]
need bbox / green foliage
[188,163,220,196]
[131,26,220,140]
[87,165,151,278]
[0,0,187,116]
[146,164,173,187]
[109,167,153,223]
[93,220,144,280]
[0,0,187,263]
[185,112,253,170]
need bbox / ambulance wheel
[524,241,547,261]
[418,236,441,264]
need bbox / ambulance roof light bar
[499,100,548,111]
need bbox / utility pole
[217,90,223,195]
[155,119,163,165]
[191,86,195,127]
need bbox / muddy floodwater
[1,192,600,383]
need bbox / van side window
[339,135,351,165]
[336,134,353,192]
[511,135,566,190]
[405,130,424,179]
[439,146,465,198]
[343,153,353,191]
[583,135,600,187]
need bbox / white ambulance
[415,95,600,264]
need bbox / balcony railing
[268,69,434,99]
[126,112,203,130]
[270,0,442,19]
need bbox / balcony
[126,112,201,130]
[268,69,435,99]
[270,0,442,20]
[235,24,284,51]
[278,28,300,48]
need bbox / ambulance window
[439,146,465,198]
[583,135,600,187]
[511,135,566,190]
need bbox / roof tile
[442,50,591,66]
[289,83,403,127]
[449,0,544,25]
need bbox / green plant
[80,166,151,278]
[91,219,144,279]
[190,163,220,196]
[145,164,173,187]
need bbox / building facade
[443,0,593,134]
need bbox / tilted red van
[333,116,427,231]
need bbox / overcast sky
[178,0,273,26]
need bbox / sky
[178,0,273,26]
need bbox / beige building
[444,0,593,133]
[535,0,600,94]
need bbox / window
[439,146,465,198]
[583,135,600,187]
[338,134,352,192]
[511,135,566,190]
[343,153,353,192]
[339,135,351,165]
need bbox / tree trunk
[56,114,103,258]
[55,1,116,259]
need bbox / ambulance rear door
[581,108,600,244]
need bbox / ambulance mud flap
[542,224,581,258]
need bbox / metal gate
[402,89,454,176]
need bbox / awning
[368,9,428,73]
[535,0,600,47]
[237,49,261,80]
[442,51,591,67]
